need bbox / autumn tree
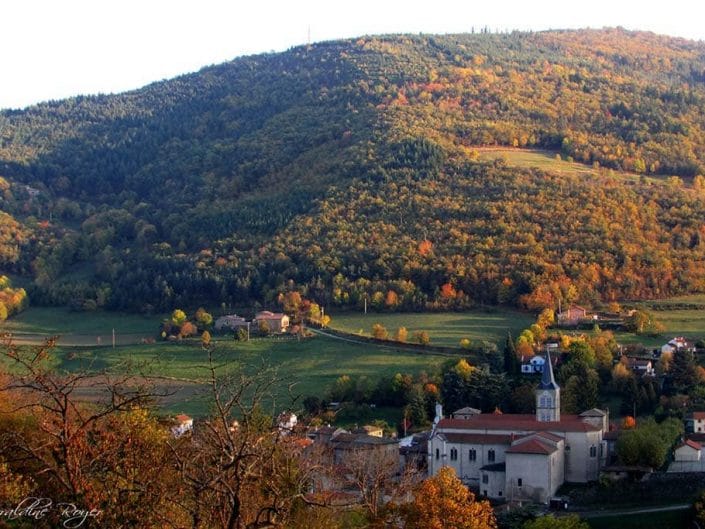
[401,466,496,529]
[396,326,408,343]
[195,306,214,328]
[414,330,431,345]
[372,323,389,340]
[171,308,188,326]
[0,337,183,527]
[170,350,313,529]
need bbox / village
[160,302,705,521]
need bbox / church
[427,353,608,503]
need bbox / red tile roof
[506,438,557,455]
[678,439,702,451]
[437,414,602,433]
[691,412,705,420]
[535,431,563,442]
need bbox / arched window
[469,448,477,461]
[488,449,495,462]
[450,448,458,461]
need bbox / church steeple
[536,350,560,422]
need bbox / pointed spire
[539,350,559,390]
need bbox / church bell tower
[536,350,560,422]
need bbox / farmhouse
[557,305,590,326]
[214,314,249,332]
[428,352,608,504]
[661,336,696,355]
[254,311,290,333]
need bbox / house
[352,425,384,437]
[277,412,298,434]
[329,432,399,466]
[661,337,696,355]
[668,440,705,472]
[400,431,430,472]
[521,355,546,374]
[428,352,608,504]
[557,305,589,326]
[171,414,193,438]
[214,314,249,333]
[687,412,705,433]
[254,311,290,333]
[626,357,655,377]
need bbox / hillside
[1,28,705,312]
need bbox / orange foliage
[622,416,636,429]
[417,239,433,256]
[404,467,496,529]
[440,283,457,299]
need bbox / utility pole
[112,328,115,349]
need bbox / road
[576,502,690,518]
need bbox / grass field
[2,307,451,417]
[476,148,663,185]
[1,306,160,339]
[329,309,534,347]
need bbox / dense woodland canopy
[1,28,705,312]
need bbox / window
[450,448,458,461]
[590,445,597,457]
[469,448,477,461]
[482,474,489,484]
[435,448,439,460]
[498,491,503,497]
[488,449,495,462]
[517,478,523,487]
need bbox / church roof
[506,437,558,455]
[539,350,559,390]
[436,414,602,433]
[440,433,515,445]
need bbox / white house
[171,414,194,438]
[428,352,608,504]
[688,412,705,433]
[521,355,546,374]
[668,440,705,472]
[626,357,655,377]
[661,337,696,355]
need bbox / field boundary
[311,327,469,358]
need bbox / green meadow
[329,308,534,347]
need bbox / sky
[1,0,702,110]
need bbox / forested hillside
[1,28,705,312]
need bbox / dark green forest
[1,28,705,312]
